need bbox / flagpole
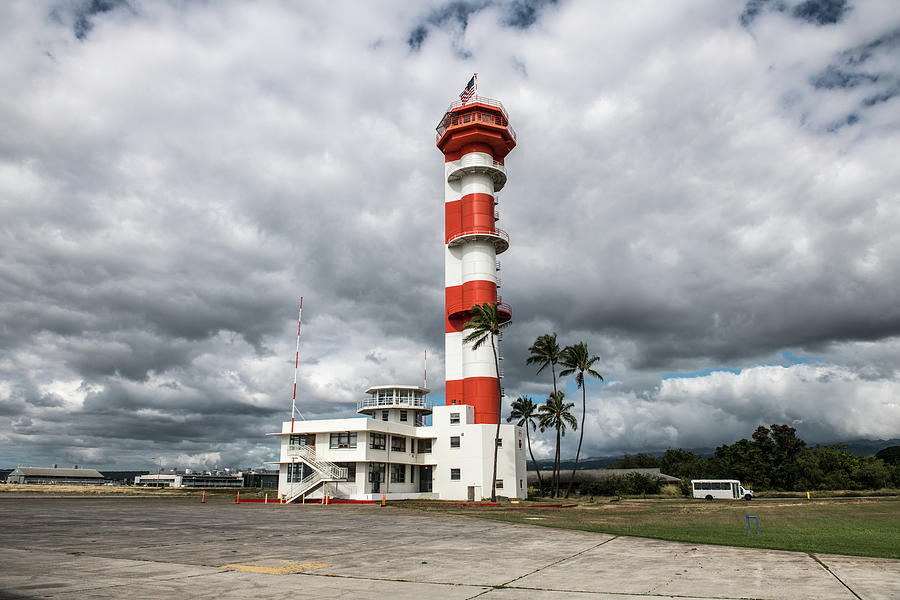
[474,73,478,99]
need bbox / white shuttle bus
[691,479,753,501]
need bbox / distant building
[134,472,243,488]
[241,469,278,488]
[6,466,104,485]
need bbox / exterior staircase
[283,444,348,503]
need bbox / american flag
[459,75,476,103]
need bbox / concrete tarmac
[0,497,897,599]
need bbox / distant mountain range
[536,438,900,471]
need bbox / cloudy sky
[2,0,899,470]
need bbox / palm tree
[559,342,603,498]
[526,333,561,394]
[538,390,577,497]
[507,396,543,496]
[462,302,511,502]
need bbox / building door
[369,463,385,494]
[467,486,476,501]
[418,466,432,492]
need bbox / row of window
[290,462,523,491]
[441,111,508,128]
[320,433,518,451]
[449,436,520,449]
[366,462,415,484]
[287,462,358,483]
[324,432,434,453]
[694,481,735,491]
[374,410,425,425]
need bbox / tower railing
[446,155,507,190]
[447,227,509,246]
[435,95,517,142]
[357,396,430,411]
[444,95,510,119]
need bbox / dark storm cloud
[740,0,783,27]
[62,0,133,40]
[792,0,849,26]
[812,65,879,89]
[805,27,900,130]
[501,0,558,29]
[407,0,556,51]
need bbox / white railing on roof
[357,396,429,411]
[446,95,509,120]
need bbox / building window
[335,462,357,481]
[518,439,522,449]
[520,479,523,489]
[329,432,357,449]
[496,438,503,448]
[370,433,386,450]
[496,479,504,489]
[450,468,461,481]
[287,463,306,483]
[400,410,408,422]
[390,464,405,483]
[410,466,415,483]
[391,436,406,452]
[450,436,460,448]
[415,414,424,426]
[450,412,460,425]
[417,439,432,454]
[381,411,389,421]
[368,463,385,483]
[289,434,313,446]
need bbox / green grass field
[408,497,900,559]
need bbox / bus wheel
[705,495,713,501]
[744,494,752,501]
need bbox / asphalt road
[0,496,897,599]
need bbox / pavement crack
[464,535,619,597]
[809,554,862,600]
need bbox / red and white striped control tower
[436,93,517,425]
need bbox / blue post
[746,515,759,534]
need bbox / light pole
[151,457,162,487]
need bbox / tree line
[611,425,900,492]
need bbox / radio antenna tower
[290,296,305,431]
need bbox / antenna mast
[291,297,305,432]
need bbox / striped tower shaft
[436,97,516,425]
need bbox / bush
[660,484,681,497]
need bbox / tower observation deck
[437,95,516,425]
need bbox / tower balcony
[446,154,507,191]
[436,96,517,162]
[436,96,517,141]
[447,227,509,254]
[357,396,431,414]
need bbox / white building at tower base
[270,385,527,502]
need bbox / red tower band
[436,94,516,424]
